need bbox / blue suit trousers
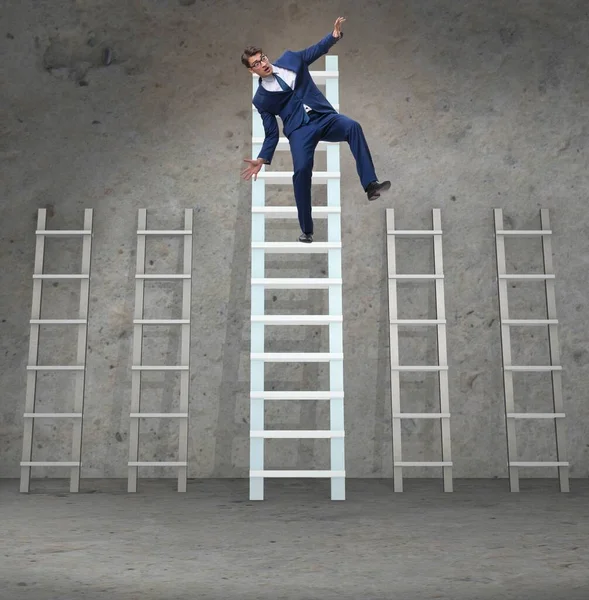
[288,112,378,234]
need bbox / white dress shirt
[260,64,312,113]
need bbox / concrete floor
[1,478,588,600]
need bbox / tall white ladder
[493,208,569,492]
[127,209,193,493]
[386,208,453,492]
[20,208,93,493]
[249,55,345,500]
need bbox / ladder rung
[252,206,341,218]
[390,319,446,325]
[27,365,84,371]
[252,70,338,84]
[135,274,190,279]
[395,462,453,467]
[250,470,345,478]
[33,274,88,280]
[389,274,443,280]
[36,230,91,236]
[251,352,343,362]
[250,391,344,400]
[251,278,342,289]
[507,412,566,419]
[131,366,189,371]
[495,230,552,236]
[252,242,341,253]
[252,315,342,325]
[502,319,559,326]
[256,171,340,185]
[392,413,451,419]
[250,430,344,439]
[136,230,192,235]
[130,413,188,418]
[23,413,82,418]
[510,461,569,467]
[390,366,448,372]
[30,319,86,325]
[128,461,187,467]
[133,319,190,325]
[21,461,80,467]
[504,366,562,372]
[499,274,555,280]
[387,230,443,236]
[251,137,337,151]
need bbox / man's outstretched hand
[241,158,264,181]
[332,16,346,38]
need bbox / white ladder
[249,56,345,500]
[20,208,93,493]
[386,208,453,492]
[493,208,569,492]
[127,209,193,493]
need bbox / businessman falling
[241,17,390,243]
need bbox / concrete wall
[1,0,588,480]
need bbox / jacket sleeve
[256,109,279,165]
[296,31,343,66]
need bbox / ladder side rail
[386,209,403,492]
[128,209,147,492]
[494,208,520,492]
[177,208,193,493]
[20,209,47,492]
[540,209,569,492]
[325,54,345,500]
[250,70,267,498]
[432,209,453,492]
[69,209,93,492]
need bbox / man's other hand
[241,158,265,181]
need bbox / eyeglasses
[250,54,269,69]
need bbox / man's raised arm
[296,17,346,66]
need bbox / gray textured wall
[1,0,588,481]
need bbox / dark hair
[241,45,263,68]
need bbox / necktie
[274,72,310,124]
[273,73,291,92]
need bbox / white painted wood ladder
[127,209,193,492]
[493,208,569,492]
[386,208,453,492]
[249,56,345,500]
[20,208,93,493]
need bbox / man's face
[248,52,272,77]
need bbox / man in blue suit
[241,17,390,243]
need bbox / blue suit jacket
[252,32,343,165]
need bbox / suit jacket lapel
[257,79,290,97]
[256,54,300,100]
[274,54,300,87]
